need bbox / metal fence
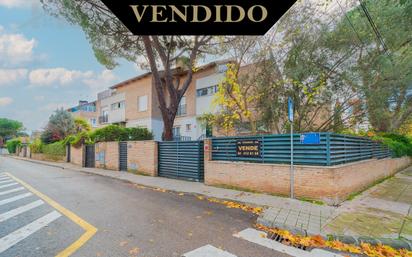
[158,140,204,181]
[211,133,391,166]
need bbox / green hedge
[30,139,43,154]
[6,138,21,154]
[373,133,412,158]
[90,125,153,143]
[41,141,66,156]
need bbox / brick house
[67,100,98,128]
[90,60,231,141]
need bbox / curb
[5,156,265,208]
[7,156,68,170]
[257,217,412,250]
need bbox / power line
[358,0,390,54]
[335,0,366,50]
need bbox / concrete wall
[95,142,119,171]
[70,146,84,166]
[204,139,412,205]
[126,141,158,176]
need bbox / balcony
[98,115,109,124]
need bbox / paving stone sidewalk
[324,166,412,241]
[259,165,412,249]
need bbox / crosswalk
[0,172,62,255]
[183,228,344,257]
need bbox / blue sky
[0,0,140,132]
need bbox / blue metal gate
[158,140,204,181]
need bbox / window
[138,95,148,112]
[218,64,228,73]
[172,126,181,137]
[100,110,109,124]
[186,124,191,131]
[111,101,125,111]
[89,118,97,128]
[177,96,187,116]
[196,85,218,97]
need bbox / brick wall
[204,139,412,205]
[95,142,119,170]
[70,146,84,166]
[31,153,65,162]
[127,141,158,176]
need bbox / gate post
[154,141,159,176]
[204,138,212,161]
[203,138,212,184]
[66,143,71,163]
[82,144,86,167]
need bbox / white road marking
[183,245,237,257]
[0,187,25,196]
[234,228,343,257]
[0,193,32,207]
[0,177,11,182]
[0,179,14,184]
[0,211,62,254]
[0,183,18,190]
[0,200,44,223]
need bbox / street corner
[0,172,97,257]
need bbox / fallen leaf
[129,247,140,255]
[120,241,128,247]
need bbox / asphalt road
[0,156,290,257]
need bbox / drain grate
[267,232,309,251]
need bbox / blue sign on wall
[300,133,321,144]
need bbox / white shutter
[138,95,148,111]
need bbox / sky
[0,0,140,133]
[0,0,351,134]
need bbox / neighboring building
[67,100,98,128]
[109,72,164,140]
[97,89,126,127]
[173,61,229,140]
[93,60,231,141]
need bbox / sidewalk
[323,166,412,245]
[258,165,412,249]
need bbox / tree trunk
[142,36,204,141]
[162,118,174,141]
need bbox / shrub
[89,125,127,142]
[90,125,153,143]
[125,127,153,141]
[6,138,21,154]
[373,133,412,157]
[41,141,66,156]
[30,139,43,154]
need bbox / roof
[110,59,233,90]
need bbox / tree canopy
[41,0,220,140]
[204,0,412,135]
[0,118,24,142]
[41,109,76,144]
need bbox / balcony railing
[98,115,109,124]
